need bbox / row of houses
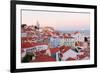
[21,24,89,50]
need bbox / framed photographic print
[10,0,97,72]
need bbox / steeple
[36,20,40,29]
[34,20,40,30]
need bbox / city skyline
[22,10,90,31]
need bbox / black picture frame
[10,0,97,73]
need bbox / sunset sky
[22,10,90,31]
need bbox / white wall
[0,0,99,73]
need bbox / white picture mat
[16,4,94,69]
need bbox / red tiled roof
[49,46,71,54]
[21,37,33,41]
[75,42,83,46]
[32,43,48,47]
[21,42,33,48]
[25,27,33,31]
[21,42,48,49]
[50,48,60,54]
[64,37,74,38]
[63,33,70,37]
[59,46,71,53]
[21,37,27,41]
[74,31,80,34]
[67,57,76,61]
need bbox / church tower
[34,20,40,30]
[36,20,40,30]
